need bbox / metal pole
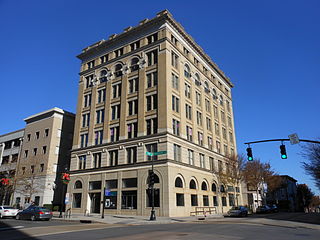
[59,183,66,218]
[149,154,156,221]
[101,187,105,219]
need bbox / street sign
[146,151,167,156]
[288,133,300,145]
[104,188,110,196]
[65,193,69,204]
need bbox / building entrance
[89,193,101,214]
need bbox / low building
[13,108,75,208]
[0,129,24,205]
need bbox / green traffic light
[248,156,253,161]
[281,154,287,159]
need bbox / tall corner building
[69,10,240,217]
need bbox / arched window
[130,58,139,72]
[175,177,183,188]
[100,70,108,83]
[220,185,225,192]
[212,88,217,100]
[201,181,208,191]
[74,181,82,189]
[195,73,201,86]
[114,64,123,77]
[204,81,209,92]
[189,179,197,189]
[212,183,217,192]
[184,64,191,78]
[146,173,160,184]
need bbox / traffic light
[148,170,155,187]
[280,144,287,159]
[246,147,253,161]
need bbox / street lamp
[59,167,70,218]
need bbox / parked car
[268,204,278,213]
[256,205,271,214]
[0,206,19,219]
[227,206,248,217]
[16,206,52,221]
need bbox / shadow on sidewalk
[249,212,320,225]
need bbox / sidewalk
[52,212,320,230]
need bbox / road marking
[0,225,24,231]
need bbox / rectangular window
[42,146,47,154]
[221,111,226,123]
[111,105,120,120]
[146,50,158,66]
[130,40,140,51]
[106,180,118,189]
[191,194,198,206]
[44,128,49,137]
[128,99,138,116]
[122,178,137,188]
[89,181,102,190]
[84,94,92,107]
[183,47,189,56]
[205,99,211,112]
[224,145,228,156]
[112,83,121,98]
[147,33,158,44]
[209,157,215,171]
[94,130,103,145]
[24,150,28,158]
[171,73,179,90]
[186,126,193,141]
[85,75,93,88]
[222,197,227,206]
[222,127,227,140]
[40,164,44,172]
[185,104,192,120]
[171,34,178,45]
[188,149,194,165]
[172,95,179,113]
[196,111,202,126]
[171,51,179,69]
[229,132,234,143]
[87,60,95,69]
[228,194,235,207]
[208,137,213,150]
[203,195,209,206]
[213,106,218,119]
[80,133,88,148]
[199,153,205,168]
[146,118,158,135]
[173,144,181,162]
[127,147,137,164]
[215,123,220,136]
[33,148,37,156]
[121,190,137,209]
[213,196,218,206]
[35,131,40,139]
[97,89,105,104]
[114,48,124,57]
[96,109,105,124]
[109,150,118,166]
[110,126,119,142]
[93,152,102,168]
[172,119,180,136]
[194,57,199,66]
[31,165,35,173]
[128,77,139,94]
[216,141,221,154]
[146,94,157,111]
[198,132,203,146]
[79,155,86,170]
[146,143,158,161]
[127,122,138,139]
[206,117,212,131]
[100,54,108,64]
[196,92,201,106]
[82,113,90,128]
[226,100,231,112]
[176,193,185,206]
[146,71,158,88]
[184,83,191,98]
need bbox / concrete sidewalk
[52,212,320,230]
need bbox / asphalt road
[1,218,320,240]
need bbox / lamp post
[59,168,70,218]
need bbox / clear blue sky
[1,0,319,194]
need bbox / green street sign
[146,151,167,156]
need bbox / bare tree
[301,143,320,191]
[297,183,314,212]
[14,174,44,205]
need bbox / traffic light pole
[245,139,320,145]
[149,154,156,221]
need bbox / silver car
[0,206,19,218]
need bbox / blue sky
[1,0,319,194]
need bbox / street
[1,218,319,240]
